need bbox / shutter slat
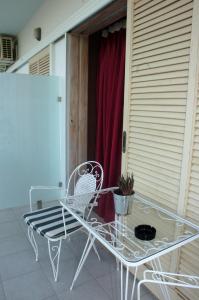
[129,147,182,166]
[134,0,191,23]
[132,56,190,71]
[130,104,186,112]
[128,152,181,171]
[133,33,191,55]
[130,111,186,120]
[134,18,192,44]
[129,132,184,146]
[132,78,188,87]
[132,64,189,77]
[134,2,192,28]
[131,99,186,106]
[132,71,188,82]
[129,137,183,153]
[133,42,190,61]
[132,85,188,93]
[129,158,180,180]
[130,126,184,140]
[133,10,192,37]
[130,121,185,133]
[129,116,185,126]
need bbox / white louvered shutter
[177,79,199,300]
[29,47,50,76]
[124,0,194,282]
[124,0,193,210]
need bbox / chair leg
[48,239,62,282]
[28,227,38,261]
[92,242,101,261]
[81,229,100,261]
[70,235,95,291]
[151,258,171,300]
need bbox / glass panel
[0,73,61,209]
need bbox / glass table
[60,189,199,300]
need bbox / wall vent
[29,47,50,76]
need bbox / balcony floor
[0,205,157,300]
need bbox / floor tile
[12,204,37,218]
[40,256,93,294]
[0,221,22,238]
[18,217,28,233]
[43,295,59,300]
[142,292,158,300]
[96,271,149,300]
[0,234,30,257]
[3,270,55,300]
[0,283,6,300]
[69,231,88,257]
[96,269,121,300]
[56,278,111,300]
[83,246,117,278]
[0,209,15,223]
[0,249,40,280]
[38,241,75,262]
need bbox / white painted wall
[17,0,89,57]
[53,38,66,77]
[15,63,29,74]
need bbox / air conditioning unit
[0,35,17,72]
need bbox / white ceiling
[0,0,44,35]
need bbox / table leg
[121,264,138,300]
[125,266,129,300]
[70,234,95,290]
[130,266,138,300]
[121,262,124,300]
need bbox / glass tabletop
[60,189,199,265]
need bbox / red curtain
[95,29,126,222]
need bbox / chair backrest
[65,161,103,218]
[137,271,199,300]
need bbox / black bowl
[135,225,156,241]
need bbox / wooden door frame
[66,0,127,173]
[67,34,88,174]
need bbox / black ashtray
[135,225,156,241]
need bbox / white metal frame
[60,190,199,300]
[26,161,103,281]
[137,270,199,300]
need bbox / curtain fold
[95,29,126,222]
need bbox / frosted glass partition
[0,73,61,209]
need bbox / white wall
[15,63,29,74]
[17,0,89,57]
[53,38,66,77]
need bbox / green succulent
[118,173,134,196]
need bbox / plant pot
[127,193,134,215]
[113,192,134,215]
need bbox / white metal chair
[23,161,103,281]
[137,270,199,300]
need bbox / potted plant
[113,173,135,215]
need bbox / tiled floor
[0,205,157,300]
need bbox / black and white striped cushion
[23,205,82,239]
